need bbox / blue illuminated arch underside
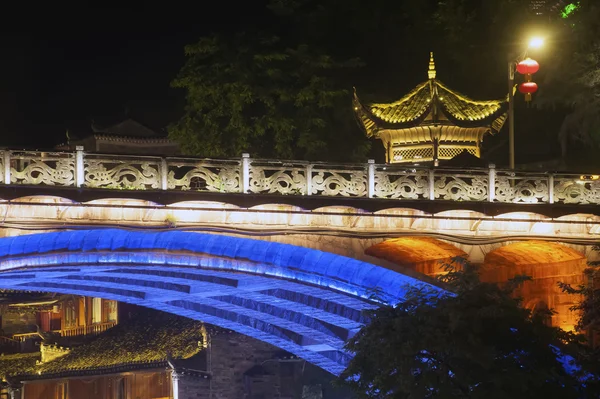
[0,229,438,375]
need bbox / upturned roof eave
[354,79,508,137]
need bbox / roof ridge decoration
[428,52,436,80]
[435,81,507,107]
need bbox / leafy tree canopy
[169,0,600,165]
[559,245,600,347]
[341,261,600,398]
[538,0,600,158]
[169,32,367,161]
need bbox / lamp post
[508,36,544,170]
[508,60,516,170]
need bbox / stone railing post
[160,158,168,190]
[241,153,250,194]
[3,151,11,185]
[75,146,85,187]
[548,174,554,204]
[428,169,435,200]
[367,159,375,198]
[488,164,496,202]
[305,164,313,196]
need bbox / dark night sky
[0,4,568,165]
[0,5,268,149]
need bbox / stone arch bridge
[1,149,600,373]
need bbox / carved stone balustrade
[0,147,598,205]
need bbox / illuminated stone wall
[481,241,587,331]
[365,238,591,331]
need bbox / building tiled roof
[0,311,207,381]
[353,53,508,138]
[0,353,39,379]
[91,119,161,138]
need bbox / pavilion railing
[0,147,598,205]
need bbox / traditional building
[353,53,508,164]
[0,292,119,354]
[56,119,180,156]
[0,308,348,399]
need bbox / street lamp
[508,36,544,169]
[528,36,544,49]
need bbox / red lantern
[518,81,538,102]
[516,58,540,76]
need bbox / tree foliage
[559,245,600,345]
[341,261,599,398]
[169,0,600,164]
[537,0,600,156]
[169,33,366,160]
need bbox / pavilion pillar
[386,143,391,164]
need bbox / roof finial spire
[428,52,436,79]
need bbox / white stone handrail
[0,148,598,205]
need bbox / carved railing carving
[373,166,428,199]
[553,177,600,205]
[84,155,161,190]
[249,161,307,195]
[433,170,488,201]
[167,158,240,192]
[0,148,598,206]
[495,171,549,203]
[8,151,75,186]
[311,164,367,197]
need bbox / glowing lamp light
[528,37,544,49]
[516,58,540,75]
[519,82,538,102]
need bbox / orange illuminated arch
[482,241,587,331]
[365,237,467,276]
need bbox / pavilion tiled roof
[353,53,508,138]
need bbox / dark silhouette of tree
[559,245,600,347]
[539,0,600,161]
[169,33,366,161]
[341,260,600,398]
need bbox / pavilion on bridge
[353,53,508,164]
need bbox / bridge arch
[0,229,437,375]
[365,237,467,277]
[481,241,587,331]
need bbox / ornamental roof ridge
[435,80,508,106]
[428,52,436,79]
[92,134,173,144]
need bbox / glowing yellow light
[528,37,544,49]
